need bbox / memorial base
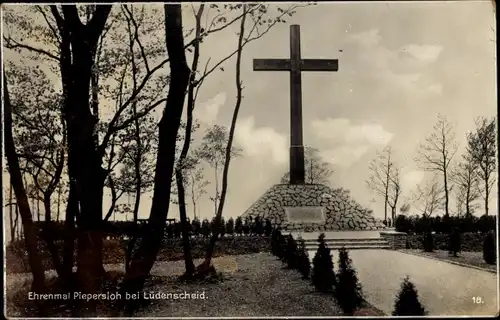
[242,184,385,231]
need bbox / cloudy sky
[2,2,498,226]
[183,1,497,221]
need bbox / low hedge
[406,232,489,252]
[6,235,271,274]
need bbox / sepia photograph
[2,1,498,318]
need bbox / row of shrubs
[406,232,488,252]
[395,214,496,234]
[7,234,271,274]
[270,230,427,316]
[420,229,497,265]
[27,216,273,241]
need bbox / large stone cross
[253,24,339,184]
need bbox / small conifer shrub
[422,231,434,252]
[311,233,336,293]
[285,234,299,269]
[392,276,427,316]
[335,248,364,315]
[483,231,496,265]
[296,237,311,279]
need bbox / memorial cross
[253,24,339,184]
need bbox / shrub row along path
[307,249,498,316]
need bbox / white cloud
[401,170,425,190]
[311,118,393,146]
[194,92,226,124]
[320,146,369,167]
[310,118,393,167]
[235,116,287,164]
[403,44,443,63]
[346,28,381,47]
[344,29,444,95]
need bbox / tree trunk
[384,195,388,223]
[56,184,61,221]
[62,180,77,277]
[192,181,197,220]
[15,204,20,240]
[443,169,449,216]
[197,7,247,272]
[37,197,41,221]
[9,184,15,243]
[384,169,390,222]
[4,71,48,314]
[484,175,489,215]
[174,4,204,277]
[132,126,141,223]
[104,175,118,222]
[39,192,66,279]
[214,163,218,215]
[118,5,191,314]
[55,6,112,315]
[44,193,51,222]
[175,170,195,275]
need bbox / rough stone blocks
[242,184,385,231]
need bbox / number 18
[472,296,484,304]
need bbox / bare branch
[3,37,60,61]
[123,4,150,73]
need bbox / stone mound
[242,184,385,231]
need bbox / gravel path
[135,253,342,317]
[308,249,498,316]
[6,253,344,317]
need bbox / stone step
[306,245,391,251]
[305,240,389,246]
[303,237,390,250]
[303,237,384,243]
[305,244,391,250]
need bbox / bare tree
[467,117,496,215]
[6,63,66,224]
[5,7,170,294]
[197,125,242,216]
[193,5,248,275]
[3,71,48,313]
[118,5,191,314]
[452,154,481,217]
[280,146,334,185]
[189,165,209,219]
[387,166,402,222]
[366,145,394,222]
[412,176,445,217]
[415,114,458,216]
[172,4,207,277]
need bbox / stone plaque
[284,206,325,223]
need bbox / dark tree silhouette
[335,248,364,315]
[483,232,496,265]
[393,276,426,316]
[297,237,311,279]
[448,227,461,257]
[285,234,298,269]
[235,216,243,236]
[311,233,336,293]
[226,217,235,236]
[120,6,192,314]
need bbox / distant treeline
[394,214,496,234]
[30,216,273,240]
[28,213,496,241]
